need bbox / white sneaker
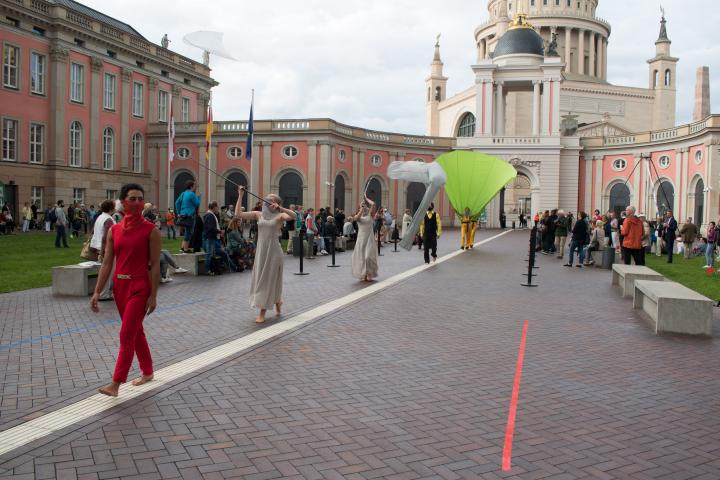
[174,267,188,274]
[160,276,173,283]
[320,250,328,255]
[703,265,711,269]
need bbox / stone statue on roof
[161,34,170,49]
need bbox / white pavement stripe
[0,230,512,457]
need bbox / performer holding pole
[234,186,295,323]
[91,183,161,397]
[351,196,379,282]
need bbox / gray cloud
[83,0,719,134]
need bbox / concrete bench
[612,264,665,297]
[52,263,100,296]
[171,252,205,276]
[633,280,713,336]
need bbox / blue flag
[245,101,253,161]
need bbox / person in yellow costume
[460,208,479,250]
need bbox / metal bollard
[294,229,309,276]
[521,225,539,287]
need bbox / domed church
[427,0,719,229]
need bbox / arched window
[227,146,243,159]
[282,145,299,159]
[278,171,303,207]
[69,121,82,167]
[333,174,346,210]
[612,158,627,171]
[658,155,670,169]
[173,172,195,205]
[434,86,441,101]
[457,112,476,137]
[102,127,114,170]
[656,181,674,217]
[224,171,248,209]
[131,133,143,173]
[694,178,705,227]
[664,69,671,86]
[609,183,631,218]
[367,177,382,207]
[653,70,659,87]
[370,154,382,167]
[406,182,426,214]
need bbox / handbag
[80,235,98,261]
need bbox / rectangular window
[73,188,85,205]
[29,123,43,164]
[32,26,45,36]
[103,73,116,110]
[31,186,43,207]
[30,52,46,94]
[3,44,20,89]
[2,118,18,161]
[158,90,169,122]
[567,0,571,5]
[69,122,82,167]
[132,82,143,117]
[106,189,118,200]
[181,97,190,122]
[70,63,84,103]
[555,0,560,5]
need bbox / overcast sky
[84,0,720,135]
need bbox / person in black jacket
[663,210,678,263]
[565,211,589,268]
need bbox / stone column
[588,32,596,77]
[262,140,272,196]
[319,142,331,208]
[596,36,604,80]
[197,93,209,123]
[171,85,182,122]
[357,148,366,206]
[541,80,550,135]
[351,148,359,212]
[632,154,641,208]
[550,79,561,136]
[89,57,103,169]
[307,140,318,210]
[120,68,132,171]
[208,142,218,202]
[388,152,397,213]
[577,29,585,75]
[602,38,608,79]
[564,27,572,73]
[250,137,260,199]
[495,81,505,136]
[532,81,540,136]
[48,42,68,166]
[594,156,603,212]
[148,78,158,123]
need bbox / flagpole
[167,103,173,213]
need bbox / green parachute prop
[436,151,517,218]
[388,151,516,250]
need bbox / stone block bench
[171,252,205,276]
[52,263,100,296]
[633,280,713,336]
[612,264,665,297]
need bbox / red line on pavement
[502,320,529,472]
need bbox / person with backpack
[175,180,201,254]
[53,200,69,248]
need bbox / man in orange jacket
[621,205,644,265]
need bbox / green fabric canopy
[436,151,517,217]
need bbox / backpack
[48,207,58,223]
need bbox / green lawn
[0,232,182,294]
[645,252,720,301]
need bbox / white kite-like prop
[183,31,236,65]
[387,161,447,250]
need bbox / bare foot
[98,382,120,397]
[131,374,154,386]
[255,313,266,323]
[275,302,282,316]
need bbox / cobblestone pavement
[0,229,475,426]
[2,229,720,479]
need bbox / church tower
[425,37,448,136]
[647,12,678,129]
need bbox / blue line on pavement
[0,298,212,351]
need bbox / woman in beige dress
[351,196,379,282]
[234,187,295,323]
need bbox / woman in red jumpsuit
[91,183,161,397]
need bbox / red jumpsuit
[111,220,155,383]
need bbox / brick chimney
[693,66,710,122]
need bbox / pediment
[576,121,632,138]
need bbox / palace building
[2,0,719,229]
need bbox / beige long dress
[249,215,284,309]
[351,215,379,280]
